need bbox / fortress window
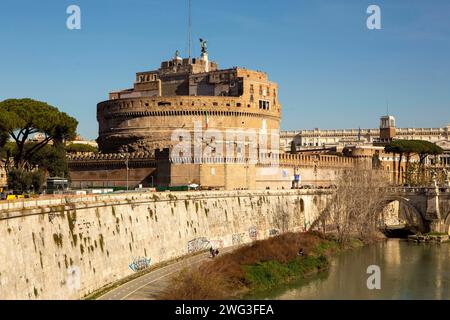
[259,100,270,110]
[213,102,218,106]
[158,101,171,106]
[237,103,241,107]
[250,84,254,93]
[145,103,149,107]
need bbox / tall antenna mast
[188,0,192,59]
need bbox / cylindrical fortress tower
[97,51,281,159]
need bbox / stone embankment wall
[0,190,332,299]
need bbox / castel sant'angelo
[97,42,280,155]
[68,42,361,190]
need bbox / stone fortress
[69,43,358,190]
[69,42,449,190]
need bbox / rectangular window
[259,100,270,110]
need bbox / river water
[250,239,450,300]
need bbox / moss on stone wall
[99,234,105,252]
[53,233,63,247]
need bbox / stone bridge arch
[381,196,427,234]
[443,212,450,235]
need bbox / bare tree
[315,166,391,245]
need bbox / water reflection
[250,239,450,300]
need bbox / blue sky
[0,0,449,139]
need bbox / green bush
[65,143,97,154]
[244,255,328,290]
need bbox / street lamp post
[125,158,129,191]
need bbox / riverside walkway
[98,247,234,300]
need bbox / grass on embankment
[158,231,362,300]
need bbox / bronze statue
[199,38,207,53]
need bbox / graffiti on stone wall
[187,237,210,253]
[187,237,224,253]
[248,226,259,240]
[232,233,246,245]
[269,228,280,237]
[129,257,152,272]
[66,265,81,291]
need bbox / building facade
[281,119,450,151]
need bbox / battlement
[67,152,152,161]
[278,153,357,168]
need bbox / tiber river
[249,239,450,300]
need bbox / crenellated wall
[0,190,332,300]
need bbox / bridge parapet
[389,187,428,195]
[389,186,450,195]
